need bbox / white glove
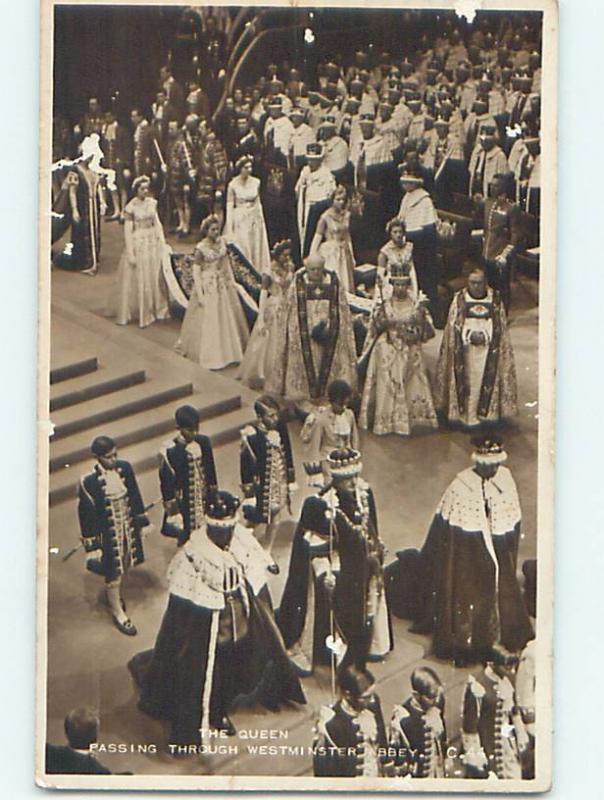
[166,513,184,529]
[85,548,103,565]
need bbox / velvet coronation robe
[129,525,305,747]
[277,482,392,669]
[267,268,358,402]
[413,466,533,661]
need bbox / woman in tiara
[238,239,296,389]
[309,184,356,293]
[108,175,170,328]
[359,265,437,437]
[376,217,418,299]
[175,215,249,370]
[223,155,271,274]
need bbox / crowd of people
[49,8,540,783]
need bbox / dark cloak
[129,586,305,747]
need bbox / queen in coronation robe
[108,175,170,328]
[277,449,392,675]
[410,437,534,665]
[129,491,305,744]
[266,254,358,403]
[434,269,518,428]
[359,267,438,437]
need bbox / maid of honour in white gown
[175,215,249,370]
[223,155,271,274]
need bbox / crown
[471,436,508,465]
[326,448,363,479]
[206,490,241,527]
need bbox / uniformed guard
[159,405,218,546]
[77,436,151,636]
[295,142,336,258]
[263,96,294,167]
[287,105,316,171]
[313,665,393,777]
[461,649,529,779]
[240,395,297,555]
[318,115,351,182]
[350,112,396,247]
[389,667,448,778]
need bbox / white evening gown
[223,175,271,273]
[175,237,249,370]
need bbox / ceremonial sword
[60,497,163,562]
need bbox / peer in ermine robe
[129,492,305,745]
[410,436,533,664]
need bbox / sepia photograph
[37,0,557,791]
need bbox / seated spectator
[46,707,111,775]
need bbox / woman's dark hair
[200,214,220,239]
[327,379,353,404]
[386,217,405,236]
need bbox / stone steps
[49,404,252,507]
[49,391,242,474]
[50,379,195,441]
[49,356,98,385]
[49,367,147,412]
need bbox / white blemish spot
[454,0,481,23]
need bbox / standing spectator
[264,97,294,167]
[159,64,185,123]
[468,123,509,201]
[397,170,440,319]
[288,106,316,170]
[101,110,132,221]
[483,172,523,311]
